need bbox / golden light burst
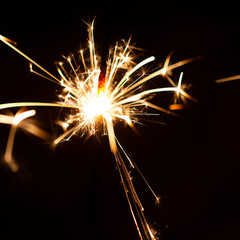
[0,20,197,239]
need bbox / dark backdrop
[0,1,240,240]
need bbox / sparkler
[0,20,197,239]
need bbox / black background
[0,1,240,239]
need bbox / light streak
[0,21,197,239]
[215,75,240,83]
[2,109,36,172]
[12,109,36,125]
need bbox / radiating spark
[2,109,36,172]
[215,74,240,83]
[0,21,197,239]
[12,109,36,125]
[0,35,61,84]
[0,114,14,124]
[169,103,186,110]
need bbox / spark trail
[0,21,197,239]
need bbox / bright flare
[83,92,111,121]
